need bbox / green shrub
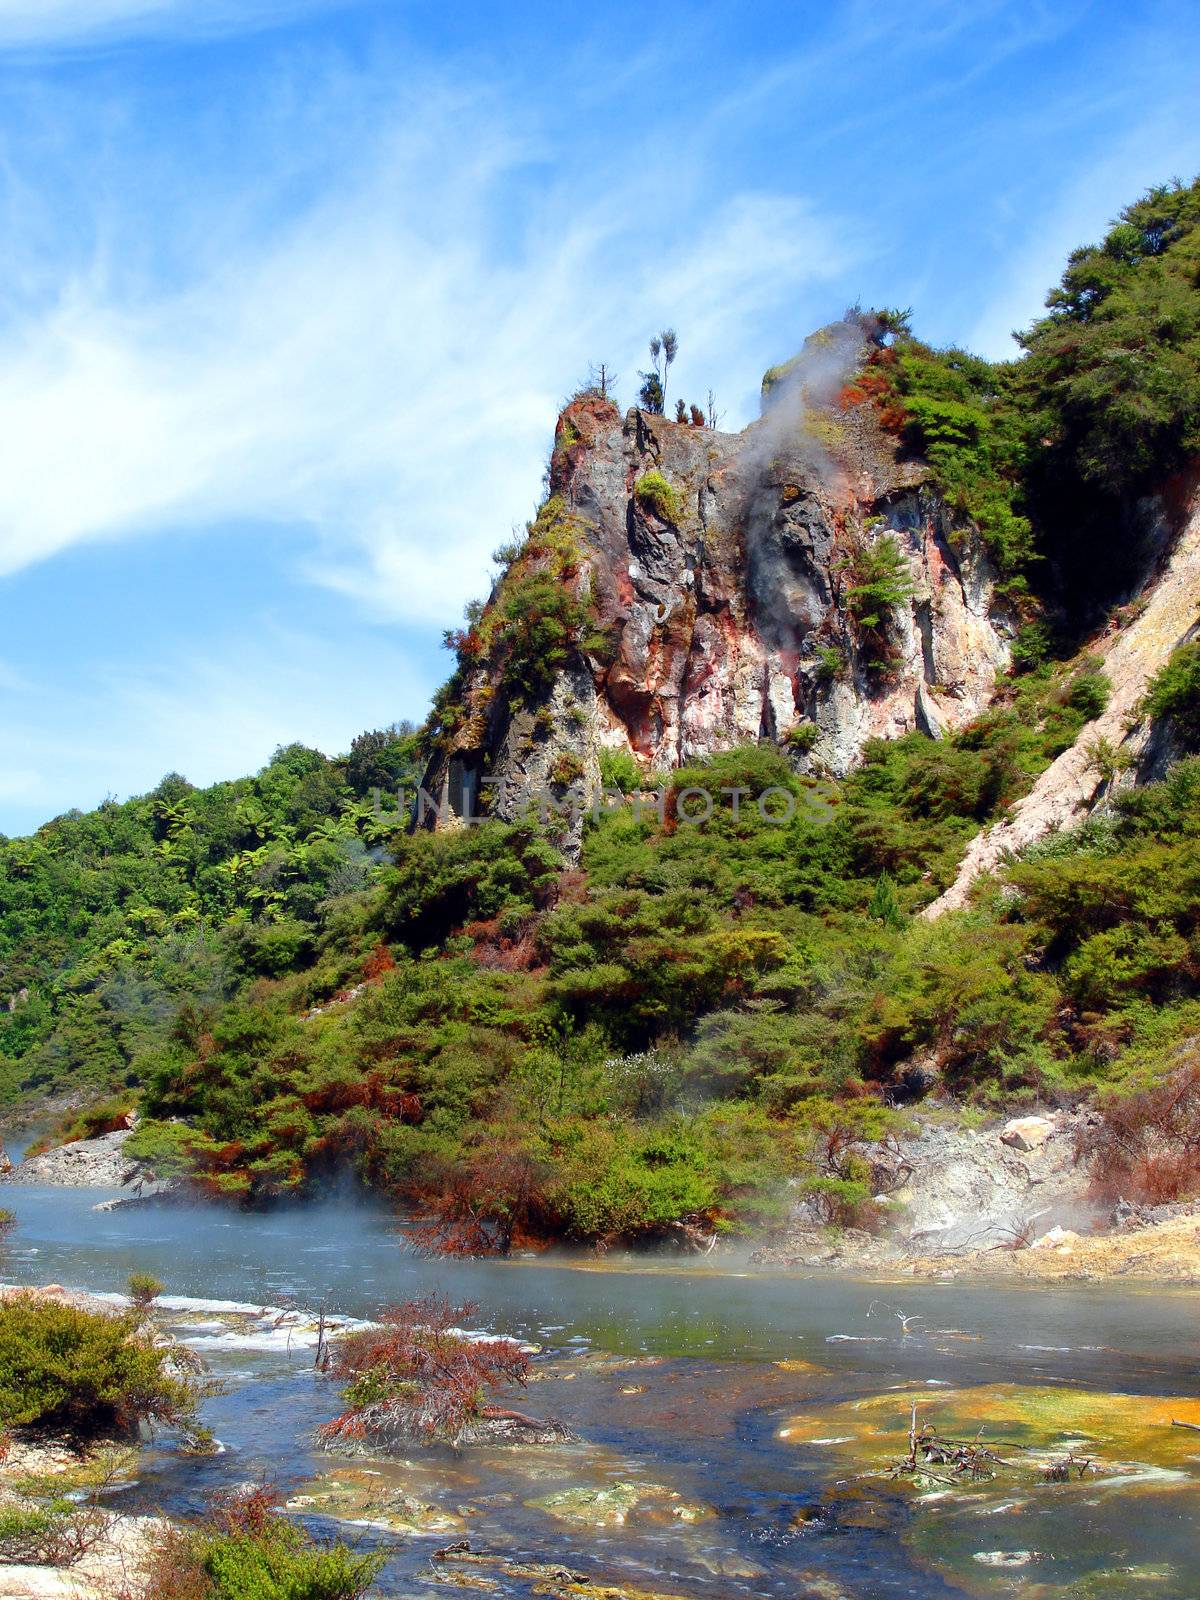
[813,645,845,686]
[496,574,594,702]
[1019,178,1200,502]
[872,339,1034,584]
[52,1094,136,1146]
[785,723,819,753]
[1084,735,1133,784]
[634,471,681,524]
[1144,643,1200,748]
[380,822,562,951]
[867,872,904,927]
[1067,660,1111,720]
[845,534,914,629]
[671,743,798,801]
[127,1272,164,1311]
[1010,621,1051,671]
[546,1107,795,1239]
[132,1487,384,1600]
[0,1501,111,1567]
[0,1296,195,1438]
[0,1504,58,1560]
[231,918,316,979]
[202,1528,382,1600]
[123,1119,203,1181]
[598,747,641,794]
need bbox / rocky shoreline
[0,1287,184,1600]
[746,1108,1199,1285]
[0,1128,141,1188]
[4,1113,1199,1285]
[0,1128,180,1207]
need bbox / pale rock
[1032,1225,1082,1251]
[0,1128,154,1191]
[999,1115,1057,1152]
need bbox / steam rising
[746,314,868,486]
[735,316,871,663]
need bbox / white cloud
[0,0,335,46]
[0,90,854,626]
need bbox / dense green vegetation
[2,642,1183,1240]
[853,176,1200,627]
[0,729,421,1105]
[430,494,610,747]
[3,177,1200,1239]
[1145,643,1200,750]
[634,470,681,523]
[854,339,1035,590]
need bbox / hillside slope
[927,476,1200,916]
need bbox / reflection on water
[3,1184,1200,1598]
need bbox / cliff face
[424,328,1016,823]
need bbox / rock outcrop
[422,322,1015,829]
[0,1128,150,1190]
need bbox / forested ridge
[4,178,1200,1246]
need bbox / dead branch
[890,1405,1093,1489]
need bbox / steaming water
[4,1183,1200,1597]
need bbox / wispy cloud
[0,0,341,47]
[5,0,1195,835]
[0,75,853,624]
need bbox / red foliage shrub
[463,917,541,973]
[362,943,396,983]
[317,1293,529,1447]
[551,870,589,906]
[300,1071,420,1121]
[837,369,893,411]
[877,402,908,434]
[1079,1055,1200,1204]
[443,628,483,659]
[208,1483,283,1538]
[408,1144,553,1256]
[111,1525,211,1600]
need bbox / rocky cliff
[423,321,1016,826]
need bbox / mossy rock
[633,472,681,525]
[529,1479,709,1527]
[779,1383,1200,1478]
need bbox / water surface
[4,1185,1199,1598]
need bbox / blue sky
[1,0,1197,835]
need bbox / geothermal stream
[3,1182,1200,1598]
